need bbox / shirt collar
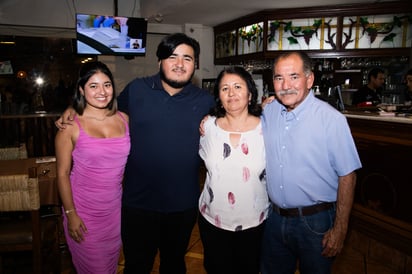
[151,73,163,90]
[280,90,314,121]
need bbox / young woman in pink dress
[55,61,130,273]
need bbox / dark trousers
[198,213,265,274]
[121,206,197,274]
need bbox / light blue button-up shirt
[262,91,362,208]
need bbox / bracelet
[65,208,76,215]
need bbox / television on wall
[75,13,148,56]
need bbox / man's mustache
[277,90,298,96]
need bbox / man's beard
[159,65,194,89]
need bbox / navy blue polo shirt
[118,73,215,212]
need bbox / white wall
[0,0,218,91]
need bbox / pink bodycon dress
[63,113,130,274]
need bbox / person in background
[55,61,130,273]
[352,67,385,106]
[93,15,116,28]
[56,33,215,274]
[402,68,412,103]
[199,66,269,274]
[261,51,362,274]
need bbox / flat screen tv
[75,13,148,56]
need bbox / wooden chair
[0,169,59,274]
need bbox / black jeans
[121,206,197,274]
[198,213,265,274]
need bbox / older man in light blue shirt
[261,51,361,274]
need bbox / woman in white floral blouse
[198,66,270,274]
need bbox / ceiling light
[0,41,15,45]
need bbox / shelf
[335,69,362,73]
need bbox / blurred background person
[402,68,412,104]
[352,67,385,106]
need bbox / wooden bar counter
[343,111,412,271]
[345,111,412,224]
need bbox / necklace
[83,115,107,121]
[225,116,249,132]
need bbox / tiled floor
[149,223,401,274]
[1,222,402,274]
[73,223,402,274]
[148,222,206,274]
[1,167,403,273]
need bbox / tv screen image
[76,13,148,56]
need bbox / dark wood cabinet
[346,114,412,224]
[343,114,412,271]
[214,1,412,65]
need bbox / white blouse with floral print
[199,116,270,232]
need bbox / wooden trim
[350,203,412,256]
[214,1,412,32]
[214,1,412,63]
[214,48,411,65]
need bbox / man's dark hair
[156,33,200,64]
[273,51,313,76]
[368,67,385,82]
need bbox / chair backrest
[0,175,40,211]
[0,171,42,274]
[0,144,28,160]
[0,158,59,206]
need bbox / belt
[272,202,335,217]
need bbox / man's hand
[321,226,346,257]
[261,96,275,109]
[55,107,75,130]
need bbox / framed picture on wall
[202,78,216,95]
